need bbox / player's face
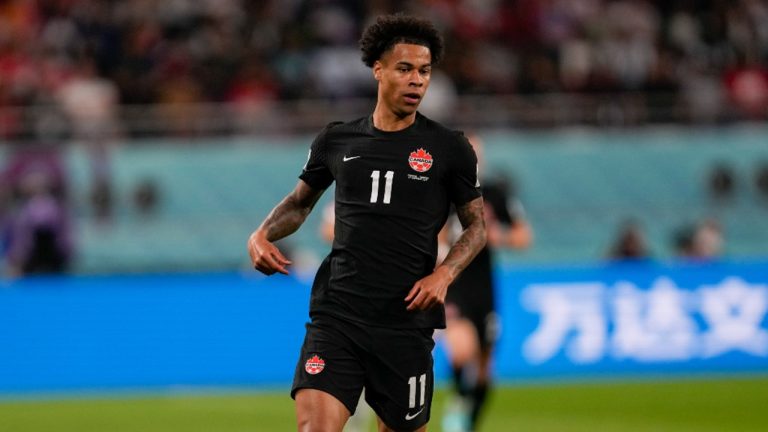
[374,43,432,118]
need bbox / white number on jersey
[370,170,394,204]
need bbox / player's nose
[408,70,425,86]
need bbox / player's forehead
[381,43,432,67]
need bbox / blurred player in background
[248,14,486,432]
[439,135,532,432]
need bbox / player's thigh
[444,316,479,366]
[364,327,435,432]
[291,318,366,416]
[295,388,350,432]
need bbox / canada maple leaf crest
[304,354,325,375]
[408,148,433,173]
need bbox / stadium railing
[0,91,759,139]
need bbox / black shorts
[291,315,435,431]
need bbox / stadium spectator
[672,223,697,258]
[0,181,11,267]
[723,57,768,119]
[2,165,73,277]
[607,219,651,261]
[0,123,72,277]
[56,58,119,222]
[755,162,768,203]
[225,58,280,134]
[707,162,736,204]
[673,218,724,260]
[691,218,724,259]
[132,178,160,218]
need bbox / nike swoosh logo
[343,155,361,162]
[404,408,424,421]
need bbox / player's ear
[373,60,382,81]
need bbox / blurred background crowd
[1,0,768,277]
[1,0,767,136]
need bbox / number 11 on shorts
[408,373,426,409]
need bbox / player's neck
[372,104,417,132]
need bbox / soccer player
[247,14,486,432]
[440,135,532,432]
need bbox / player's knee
[295,391,348,432]
[297,415,344,432]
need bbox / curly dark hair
[359,14,444,68]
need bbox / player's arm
[247,180,325,275]
[488,198,533,249]
[436,220,452,264]
[488,216,533,249]
[406,196,486,311]
[438,196,487,280]
[500,220,533,249]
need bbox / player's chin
[397,103,419,116]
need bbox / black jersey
[299,113,480,329]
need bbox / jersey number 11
[370,170,394,204]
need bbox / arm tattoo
[441,197,487,281]
[259,181,325,241]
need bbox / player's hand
[405,266,453,311]
[247,230,292,275]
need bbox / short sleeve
[448,133,482,206]
[299,122,340,190]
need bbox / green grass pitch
[1,376,766,431]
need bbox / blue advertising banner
[0,272,311,394]
[492,261,768,380]
[1,261,766,395]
